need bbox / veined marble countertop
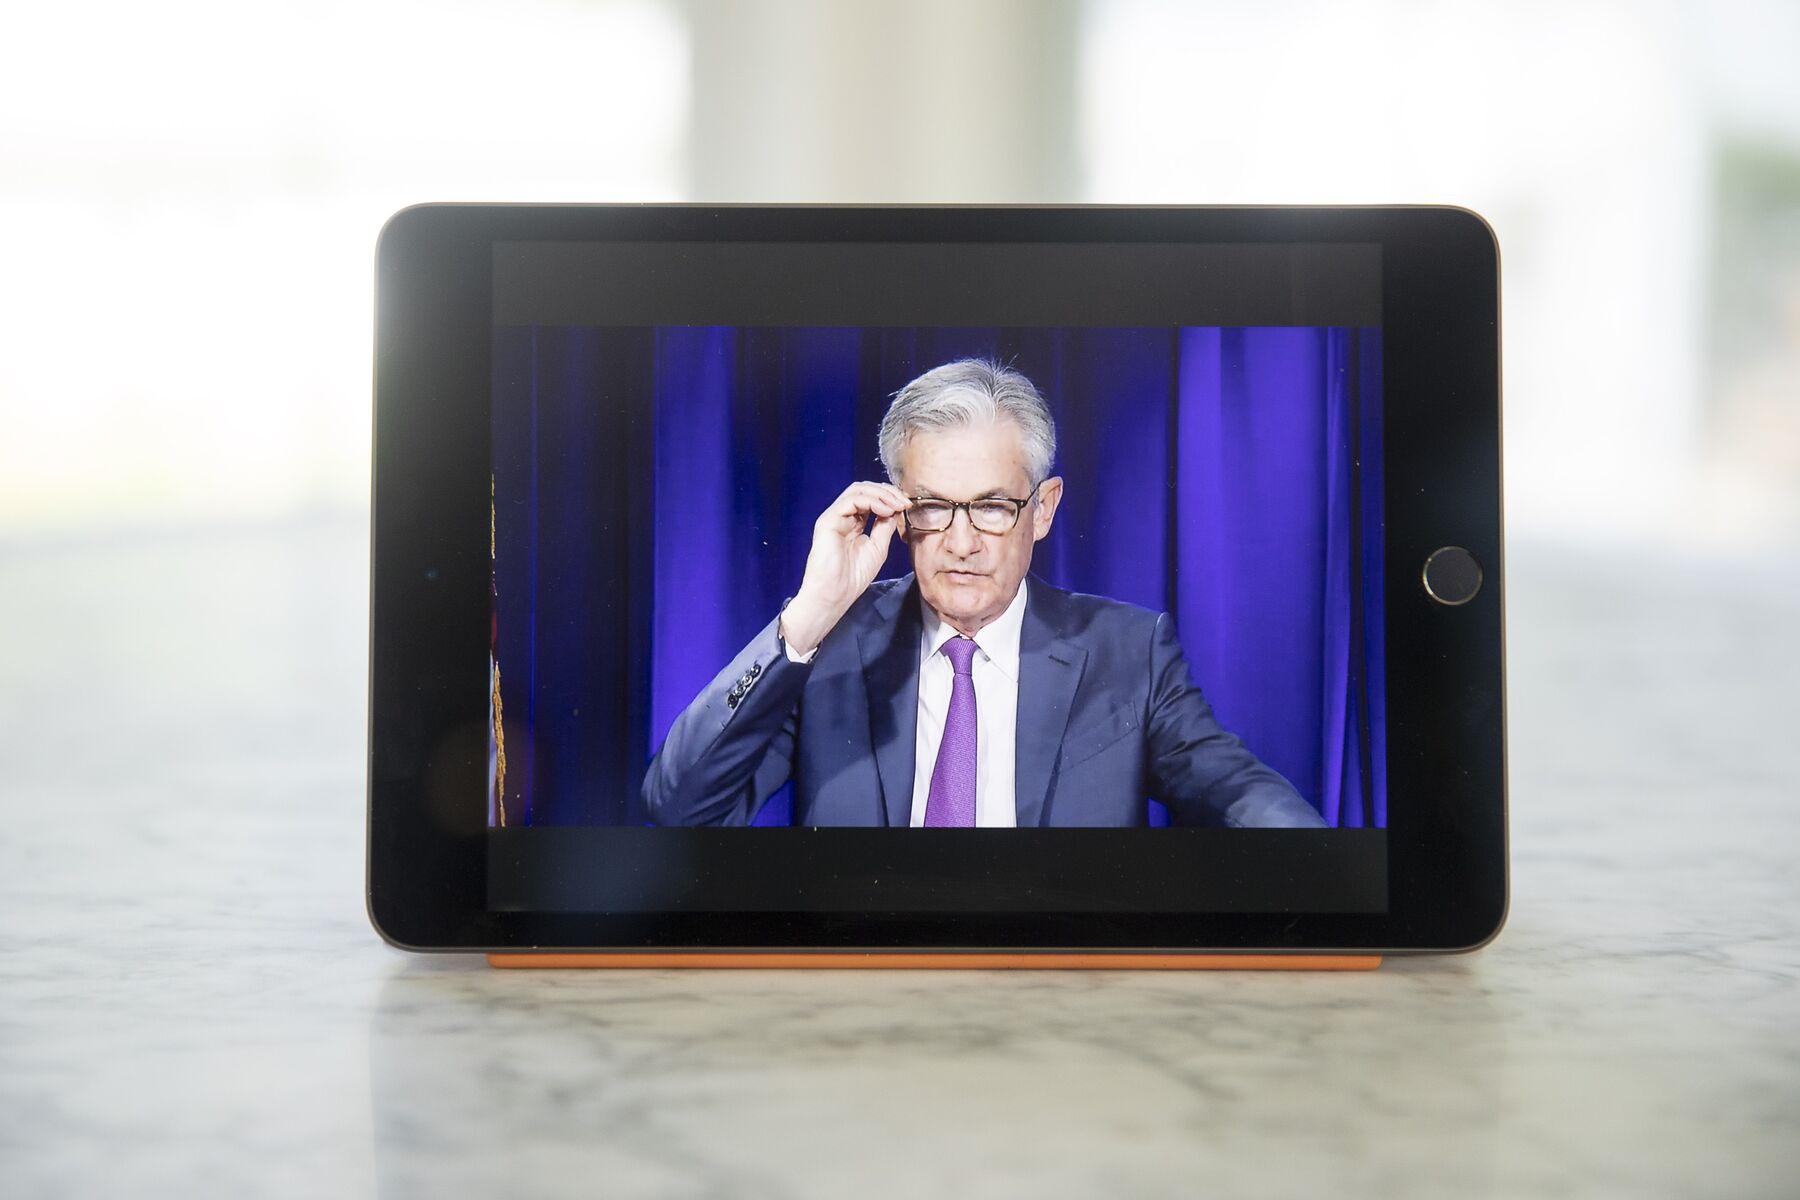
[2,518,1796,1199]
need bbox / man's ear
[1031,476,1064,541]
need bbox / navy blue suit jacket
[642,574,1324,828]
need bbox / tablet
[367,205,1506,961]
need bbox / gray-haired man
[642,358,1324,828]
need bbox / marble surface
[2,516,1798,1198]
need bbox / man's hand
[778,481,912,657]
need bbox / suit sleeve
[640,610,812,826]
[1144,612,1327,828]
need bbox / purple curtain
[493,326,1384,827]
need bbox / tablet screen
[477,238,1388,916]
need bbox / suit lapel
[1014,576,1086,828]
[860,576,923,828]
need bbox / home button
[1422,546,1483,606]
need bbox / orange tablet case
[489,953,1381,970]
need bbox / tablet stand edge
[485,953,1382,970]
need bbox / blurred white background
[5,6,1800,1195]
[1,0,1796,553]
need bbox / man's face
[897,419,1063,635]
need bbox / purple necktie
[924,636,979,827]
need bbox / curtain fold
[493,325,1384,828]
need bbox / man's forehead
[900,423,1030,495]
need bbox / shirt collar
[918,576,1028,682]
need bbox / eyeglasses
[904,482,1042,535]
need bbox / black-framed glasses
[904,481,1042,535]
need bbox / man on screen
[642,358,1325,829]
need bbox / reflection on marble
[1,518,1797,1198]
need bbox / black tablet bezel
[368,205,1505,954]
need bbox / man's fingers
[867,512,900,554]
[830,482,912,523]
[851,482,910,515]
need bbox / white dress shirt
[909,581,1027,827]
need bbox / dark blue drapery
[492,326,1385,828]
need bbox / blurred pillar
[686,0,1081,202]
